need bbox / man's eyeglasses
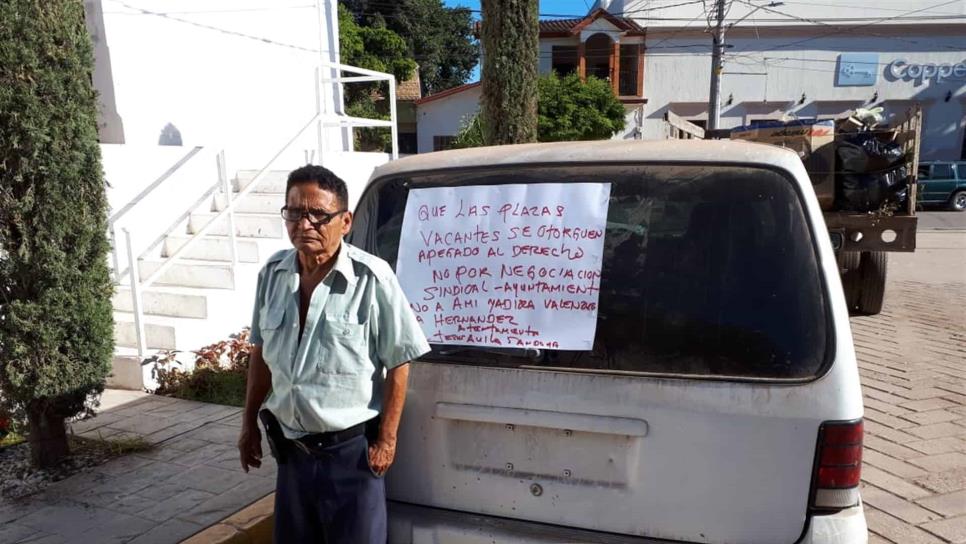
[280,206,347,227]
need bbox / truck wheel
[949,190,966,212]
[855,251,888,316]
[837,251,860,274]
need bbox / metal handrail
[139,114,320,291]
[108,146,203,279]
[124,62,399,360]
[135,177,223,267]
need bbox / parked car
[918,161,966,211]
[349,140,867,544]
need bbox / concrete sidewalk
[0,393,276,544]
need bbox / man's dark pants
[274,434,386,543]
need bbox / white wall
[323,152,392,212]
[640,31,966,160]
[539,38,576,75]
[85,0,125,143]
[606,0,966,28]
[100,0,346,170]
[102,143,388,276]
[416,86,483,153]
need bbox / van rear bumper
[389,501,671,543]
[800,503,868,544]
[388,501,868,544]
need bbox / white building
[82,0,399,388]
[416,0,966,160]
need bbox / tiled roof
[539,18,584,34]
[538,9,646,36]
[414,81,481,106]
[396,72,422,102]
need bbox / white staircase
[110,169,292,390]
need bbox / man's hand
[367,438,396,476]
[238,423,263,473]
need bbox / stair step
[213,192,284,214]
[188,212,284,239]
[138,259,235,289]
[114,319,177,350]
[162,235,259,263]
[112,286,208,319]
[233,170,288,194]
[108,350,146,390]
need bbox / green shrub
[0,0,114,468]
[454,72,627,148]
[153,330,251,407]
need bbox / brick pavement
[854,269,966,542]
[0,395,276,544]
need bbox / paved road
[918,211,966,231]
[857,230,966,543]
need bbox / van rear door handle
[434,402,649,437]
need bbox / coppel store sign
[887,59,966,85]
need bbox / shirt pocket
[317,314,372,376]
[259,304,289,369]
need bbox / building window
[552,46,578,75]
[433,135,456,152]
[399,133,417,155]
[619,44,640,96]
[585,33,613,82]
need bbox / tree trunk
[480,0,539,145]
[27,403,69,469]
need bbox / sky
[443,0,596,18]
[443,1,597,82]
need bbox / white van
[348,140,867,544]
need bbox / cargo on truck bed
[665,105,923,315]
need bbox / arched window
[585,33,613,83]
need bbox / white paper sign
[395,183,611,351]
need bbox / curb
[181,493,275,544]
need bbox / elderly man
[238,165,429,543]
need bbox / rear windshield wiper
[434,346,544,361]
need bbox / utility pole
[707,0,727,131]
[707,1,783,131]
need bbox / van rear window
[349,164,830,380]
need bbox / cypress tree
[0,0,115,468]
[480,0,539,145]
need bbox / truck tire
[854,251,888,315]
[837,251,861,274]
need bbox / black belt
[259,409,379,463]
[294,421,366,454]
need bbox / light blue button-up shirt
[250,242,430,438]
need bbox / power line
[732,0,965,51]
[358,0,709,21]
[103,5,314,15]
[353,1,966,24]
[644,1,709,49]
[105,0,320,53]
[768,0,963,15]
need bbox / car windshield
[349,164,830,380]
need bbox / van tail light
[810,419,863,511]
